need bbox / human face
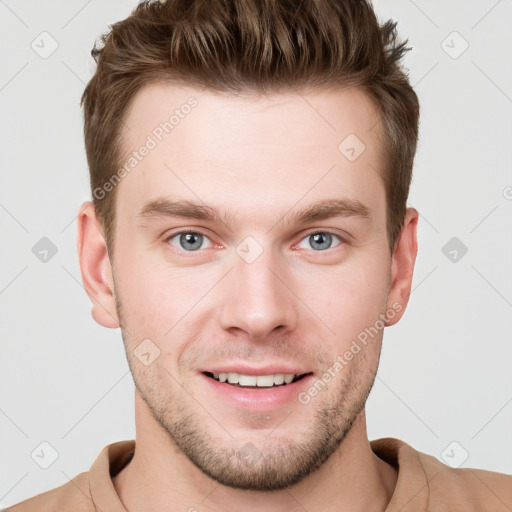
[107,83,396,490]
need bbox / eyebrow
[136,197,371,228]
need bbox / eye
[297,231,343,251]
[166,231,213,252]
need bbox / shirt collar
[89,437,430,511]
[89,439,135,512]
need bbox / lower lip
[201,373,314,411]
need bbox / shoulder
[417,449,512,510]
[3,471,94,512]
[3,440,133,512]
[371,437,512,511]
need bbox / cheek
[300,253,389,345]
[113,253,174,339]
[113,248,215,342]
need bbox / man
[6,0,511,511]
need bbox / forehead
[116,82,386,230]
[122,82,381,147]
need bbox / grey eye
[168,232,212,251]
[297,232,342,251]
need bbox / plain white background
[1,0,511,507]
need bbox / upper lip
[201,364,311,376]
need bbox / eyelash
[163,229,347,255]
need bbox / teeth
[256,375,274,387]
[227,372,239,384]
[273,374,285,385]
[239,375,257,386]
[210,372,301,387]
[284,374,294,384]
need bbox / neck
[113,392,397,512]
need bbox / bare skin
[77,83,417,511]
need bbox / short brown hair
[81,0,419,259]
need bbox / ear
[385,207,419,326]
[76,201,120,328]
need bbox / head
[78,0,419,491]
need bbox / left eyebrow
[285,198,371,225]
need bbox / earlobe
[385,207,419,326]
[76,201,120,329]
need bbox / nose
[218,245,298,341]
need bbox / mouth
[203,371,311,389]
[200,365,315,410]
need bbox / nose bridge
[219,240,297,340]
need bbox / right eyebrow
[136,198,234,226]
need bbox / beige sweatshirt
[5,437,512,511]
